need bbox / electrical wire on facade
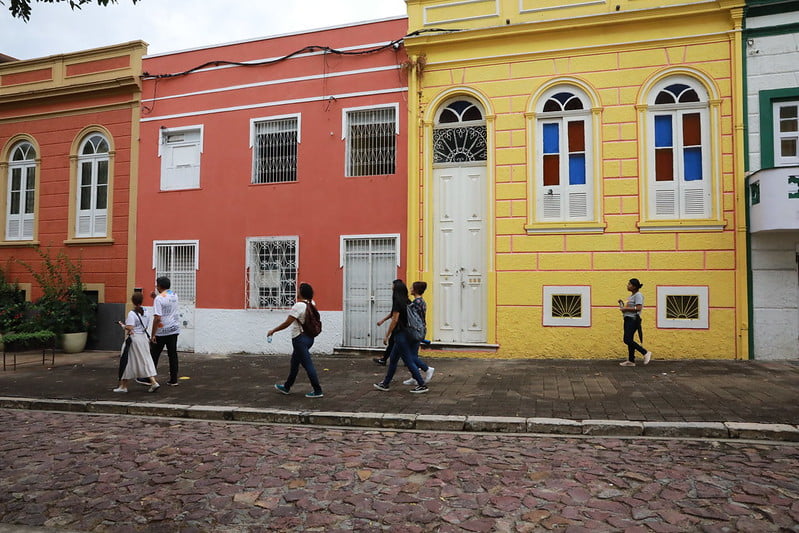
[140,28,461,80]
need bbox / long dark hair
[299,282,314,301]
[391,279,409,310]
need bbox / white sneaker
[619,361,636,367]
[402,378,416,385]
[113,387,127,393]
[424,367,435,384]
[643,352,652,365]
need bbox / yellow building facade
[404,0,747,359]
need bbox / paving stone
[29,399,88,413]
[416,414,467,431]
[126,402,189,417]
[380,413,416,429]
[465,416,527,433]
[526,417,582,434]
[725,422,799,441]
[643,421,729,439]
[186,405,235,420]
[582,419,644,436]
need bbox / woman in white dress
[114,292,159,393]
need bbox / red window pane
[543,154,559,186]
[655,148,673,181]
[568,121,585,152]
[682,113,701,146]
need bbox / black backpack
[301,301,322,338]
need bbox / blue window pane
[543,123,559,154]
[655,115,672,148]
[568,154,586,185]
[683,147,702,181]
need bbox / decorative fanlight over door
[433,100,487,164]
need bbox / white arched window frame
[534,87,594,222]
[76,134,110,238]
[645,77,712,220]
[6,141,36,241]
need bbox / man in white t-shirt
[140,276,181,386]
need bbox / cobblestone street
[2,410,798,532]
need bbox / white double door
[433,165,487,343]
[342,237,398,348]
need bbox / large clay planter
[61,332,88,354]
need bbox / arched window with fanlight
[535,87,593,221]
[646,77,712,219]
[6,141,36,241]
[433,99,487,164]
[76,133,110,238]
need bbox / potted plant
[21,248,96,353]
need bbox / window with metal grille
[543,286,590,326]
[247,237,297,309]
[154,242,197,303]
[657,286,708,329]
[551,294,582,318]
[345,106,397,177]
[252,116,298,184]
[665,295,700,320]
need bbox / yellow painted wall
[405,1,747,359]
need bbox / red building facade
[137,17,409,353]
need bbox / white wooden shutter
[567,191,588,219]
[541,190,562,220]
[161,130,201,190]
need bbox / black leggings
[623,316,647,362]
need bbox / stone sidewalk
[1,350,798,440]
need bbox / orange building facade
[137,17,409,354]
[0,42,146,349]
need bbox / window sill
[0,240,39,248]
[525,222,606,234]
[637,220,727,232]
[64,237,115,246]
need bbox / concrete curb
[2,397,799,442]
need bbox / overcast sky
[0,0,408,60]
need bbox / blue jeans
[381,330,425,387]
[411,341,429,373]
[285,333,321,393]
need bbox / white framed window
[656,286,708,329]
[251,114,300,184]
[646,77,712,220]
[76,134,110,238]
[774,100,799,166]
[159,125,202,190]
[246,236,298,309]
[535,87,594,222]
[343,104,398,177]
[153,240,198,304]
[6,141,36,241]
[543,285,591,327]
